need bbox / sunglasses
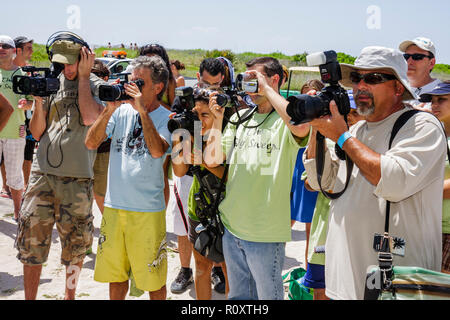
[0,43,14,50]
[350,72,397,85]
[403,53,433,61]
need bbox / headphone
[46,31,90,62]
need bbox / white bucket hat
[339,46,417,101]
[399,37,436,56]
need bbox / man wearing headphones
[15,36,105,300]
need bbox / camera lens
[167,118,182,133]
[216,94,231,107]
[286,94,327,125]
[99,84,125,101]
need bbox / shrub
[204,49,235,63]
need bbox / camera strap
[315,131,354,200]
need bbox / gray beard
[356,103,375,116]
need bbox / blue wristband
[337,131,352,149]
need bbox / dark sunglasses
[350,72,397,85]
[403,53,433,61]
[0,43,14,50]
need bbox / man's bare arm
[0,93,14,132]
[78,47,104,126]
[85,102,119,150]
[29,96,47,141]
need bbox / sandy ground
[0,179,306,300]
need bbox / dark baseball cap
[419,82,450,102]
[14,36,33,47]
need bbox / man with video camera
[85,55,171,300]
[302,47,446,299]
[15,36,105,300]
[205,57,310,300]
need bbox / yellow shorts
[94,207,167,292]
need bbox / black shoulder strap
[388,109,421,149]
[316,132,354,200]
[384,109,421,234]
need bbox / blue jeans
[223,227,285,300]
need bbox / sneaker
[170,267,193,294]
[211,266,226,294]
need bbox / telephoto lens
[286,94,328,125]
[99,79,144,101]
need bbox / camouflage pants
[15,172,94,266]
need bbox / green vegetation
[29,43,450,86]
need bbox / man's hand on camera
[310,100,348,143]
[245,70,271,96]
[124,82,145,113]
[78,47,95,80]
[105,100,122,110]
[32,96,44,108]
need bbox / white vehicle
[96,57,132,75]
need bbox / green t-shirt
[187,166,225,222]
[443,138,450,234]
[301,138,333,266]
[0,68,27,139]
[219,109,307,242]
[306,192,330,265]
[32,73,104,178]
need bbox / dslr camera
[204,73,259,108]
[167,86,199,135]
[286,50,350,125]
[99,78,144,102]
[12,64,63,97]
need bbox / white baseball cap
[339,46,417,101]
[0,35,15,48]
[399,37,436,56]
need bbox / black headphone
[46,31,90,62]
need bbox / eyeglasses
[349,72,397,85]
[403,53,433,61]
[0,44,14,50]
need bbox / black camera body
[167,86,198,135]
[12,65,63,97]
[98,79,144,101]
[286,50,350,125]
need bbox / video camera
[286,50,350,125]
[98,78,144,101]
[12,64,63,97]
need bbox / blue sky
[3,0,450,63]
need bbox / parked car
[96,57,132,74]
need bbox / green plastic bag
[283,267,314,300]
